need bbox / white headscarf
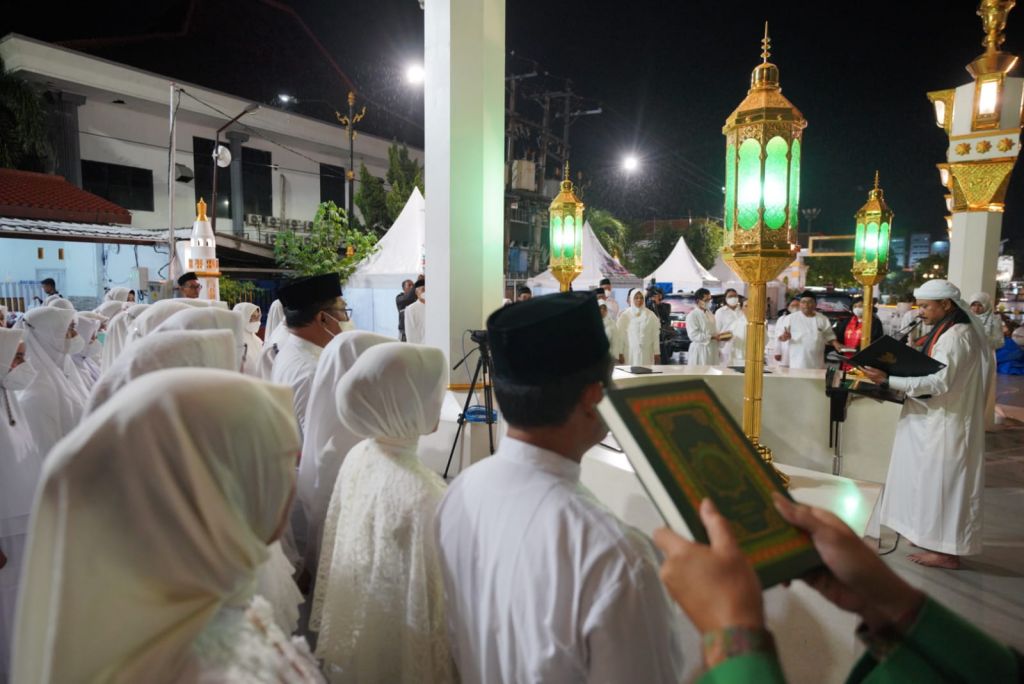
[151,307,247,371]
[71,313,103,389]
[101,304,150,373]
[104,287,131,302]
[968,291,992,313]
[76,312,105,365]
[0,328,41,539]
[125,300,193,344]
[46,297,74,311]
[233,302,264,376]
[86,330,237,414]
[627,287,645,315]
[298,331,393,561]
[94,300,126,319]
[14,307,87,457]
[265,299,285,340]
[12,369,300,684]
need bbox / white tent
[710,254,745,294]
[344,188,424,337]
[644,236,719,293]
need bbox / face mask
[322,313,340,338]
[698,300,708,310]
[726,297,739,307]
[246,320,260,334]
[2,361,38,391]
[852,307,864,318]
[339,320,356,332]
[788,306,799,314]
[96,331,107,345]
[66,335,86,355]
[896,303,911,314]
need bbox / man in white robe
[770,299,800,367]
[863,280,989,569]
[686,288,722,366]
[714,288,742,364]
[436,293,685,683]
[600,277,620,319]
[777,294,842,369]
[404,283,426,345]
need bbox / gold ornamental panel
[949,158,1017,210]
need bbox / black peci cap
[278,273,342,309]
[177,272,198,287]
[487,292,609,384]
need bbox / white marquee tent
[645,236,719,293]
[344,187,425,336]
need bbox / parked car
[663,293,699,354]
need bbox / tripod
[443,338,496,480]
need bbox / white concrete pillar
[423,0,506,368]
[947,211,1002,299]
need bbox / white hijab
[86,330,237,415]
[71,313,103,389]
[265,299,285,340]
[298,331,393,560]
[46,297,74,311]
[0,328,42,538]
[233,302,264,376]
[151,307,247,371]
[104,287,131,302]
[76,312,106,366]
[94,300,126,319]
[14,307,87,456]
[626,288,646,315]
[12,369,300,684]
[101,304,150,372]
[126,300,193,343]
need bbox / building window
[193,138,272,221]
[81,160,154,211]
[320,163,346,206]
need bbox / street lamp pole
[210,104,259,233]
[337,91,367,220]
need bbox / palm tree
[0,57,50,170]
[587,208,630,263]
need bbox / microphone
[894,315,922,342]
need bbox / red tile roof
[0,168,132,224]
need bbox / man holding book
[862,279,990,569]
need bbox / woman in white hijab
[970,291,1004,428]
[265,298,285,339]
[298,330,392,569]
[94,300,126,320]
[14,307,88,458]
[12,369,323,683]
[70,313,103,390]
[100,303,150,373]
[46,297,74,311]
[615,288,661,365]
[125,299,193,344]
[0,329,42,681]
[151,307,247,372]
[104,286,131,302]
[234,302,265,376]
[312,343,454,684]
[86,330,237,414]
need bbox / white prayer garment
[265,299,285,340]
[234,302,265,376]
[125,299,193,343]
[150,307,247,371]
[616,288,660,365]
[602,314,622,361]
[94,300,125,320]
[312,343,454,683]
[14,307,88,458]
[11,369,323,684]
[715,301,741,364]
[0,329,42,681]
[100,303,149,372]
[404,298,426,344]
[258,322,291,380]
[437,436,686,683]
[85,329,236,414]
[70,313,103,390]
[104,286,131,302]
[879,282,990,556]
[273,332,325,439]
[46,297,74,311]
[728,310,749,365]
[969,291,1005,350]
[603,289,620,319]
[298,330,393,569]
[686,306,719,366]
[783,310,836,369]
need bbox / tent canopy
[644,236,719,293]
[345,187,425,289]
[527,221,641,290]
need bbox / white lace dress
[311,438,455,683]
[191,596,324,683]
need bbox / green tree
[913,253,948,287]
[218,274,257,308]
[683,219,725,270]
[385,144,424,223]
[628,226,677,279]
[354,163,389,235]
[273,201,379,284]
[804,256,858,288]
[587,208,630,261]
[0,57,50,170]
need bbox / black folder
[847,336,945,377]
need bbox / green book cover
[600,379,822,588]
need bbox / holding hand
[861,366,889,386]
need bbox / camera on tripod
[470,329,488,345]
[444,329,497,479]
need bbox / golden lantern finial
[969,0,1018,75]
[761,21,771,63]
[196,197,208,221]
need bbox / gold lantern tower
[722,24,805,484]
[851,172,893,350]
[548,162,585,292]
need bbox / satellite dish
[214,145,232,168]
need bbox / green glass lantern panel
[854,222,866,261]
[764,136,788,229]
[879,221,891,268]
[788,138,801,227]
[573,211,583,263]
[549,215,562,258]
[737,138,761,230]
[724,143,736,231]
[865,222,879,263]
[563,214,576,259]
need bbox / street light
[210,103,260,234]
[852,171,893,350]
[622,155,639,173]
[406,63,425,85]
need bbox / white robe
[311,343,453,683]
[686,307,719,366]
[603,292,620,320]
[728,312,749,365]
[715,305,741,364]
[880,323,985,555]
[271,333,324,439]
[616,307,660,365]
[436,437,686,684]
[404,299,426,344]
[234,303,266,377]
[603,316,622,361]
[258,323,291,381]
[784,312,836,369]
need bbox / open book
[599,379,821,588]
[847,335,945,377]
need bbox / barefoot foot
[908,551,960,569]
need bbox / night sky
[3,0,1023,245]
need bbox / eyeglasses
[182,282,202,291]
[322,307,352,321]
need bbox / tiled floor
[874,374,1024,652]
